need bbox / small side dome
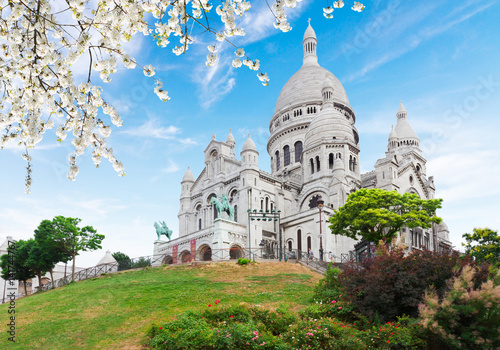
[388,125,398,140]
[397,100,407,118]
[182,166,195,182]
[226,128,235,145]
[242,134,257,152]
[437,222,449,233]
[303,21,317,41]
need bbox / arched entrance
[179,250,192,263]
[229,245,244,260]
[198,244,212,261]
[162,255,173,265]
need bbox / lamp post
[317,196,324,261]
[247,209,281,261]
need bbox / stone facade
[153,23,452,264]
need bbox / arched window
[307,236,312,252]
[283,145,290,166]
[265,197,269,211]
[261,199,263,210]
[234,205,238,222]
[315,156,320,172]
[352,157,357,172]
[288,240,292,252]
[310,158,314,174]
[198,218,202,230]
[294,141,303,163]
[275,150,280,170]
[349,155,353,171]
[329,153,334,169]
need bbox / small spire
[307,18,311,25]
[212,134,216,140]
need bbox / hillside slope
[0,262,322,349]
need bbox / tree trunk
[37,271,42,292]
[49,268,55,289]
[72,253,76,282]
[23,280,27,296]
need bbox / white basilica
[153,23,451,264]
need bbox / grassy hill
[0,262,322,349]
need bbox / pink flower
[230,315,234,318]
[208,304,211,307]
[253,331,259,336]
[338,307,342,310]
[226,334,231,337]
[331,300,336,304]
[159,327,162,329]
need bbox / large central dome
[273,22,351,115]
[274,65,349,114]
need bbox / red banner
[190,239,196,262]
[172,245,178,264]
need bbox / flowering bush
[147,303,428,349]
[419,265,500,349]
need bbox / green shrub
[419,265,500,349]
[237,258,251,265]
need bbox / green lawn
[0,262,321,349]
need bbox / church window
[288,240,292,252]
[409,175,414,185]
[271,202,274,211]
[329,153,334,169]
[349,155,353,171]
[337,153,341,159]
[352,157,357,172]
[307,236,312,252]
[199,218,202,230]
[416,164,421,173]
[261,199,263,210]
[275,150,280,170]
[316,156,320,172]
[284,145,290,166]
[383,172,385,179]
[234,205,238,223]
[266,197,269,211]
[313,107,317,113]
[294,141,303,162]
[310,158,314,174]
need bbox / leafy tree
[463,227,500,267]
[131,257,151,269]
[33,219,73,288]
[112,251,132,271]
[0,1,365,191]
[329,188,443,245]
[0,240,35,296]
[41,216,104,282]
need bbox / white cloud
[162,160,180,174]
[121,119,180,139]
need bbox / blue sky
[1,0,499,268]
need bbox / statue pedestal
[212,218,247,261]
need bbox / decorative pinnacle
[307,18,311,25]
